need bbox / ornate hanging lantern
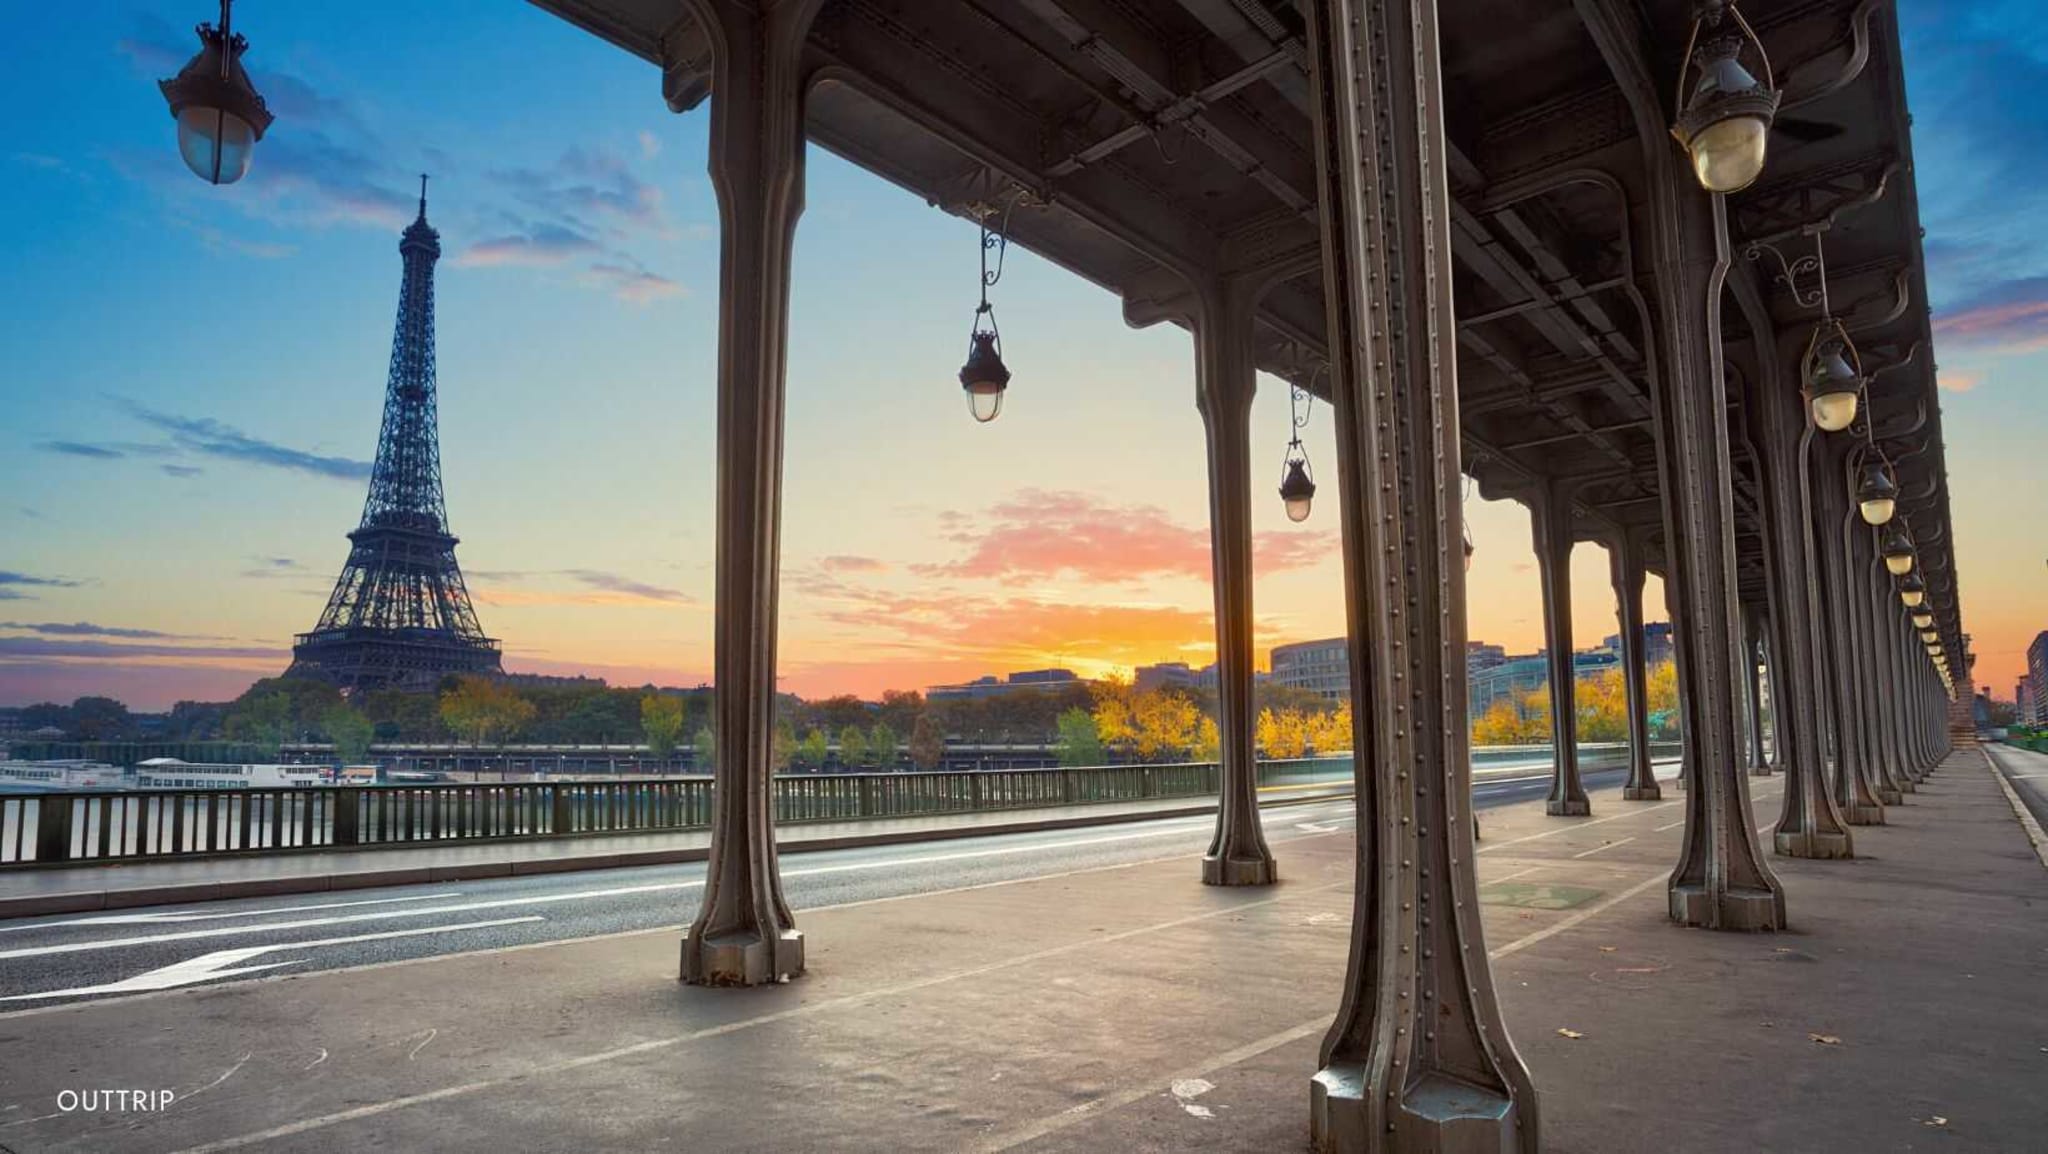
[158,0,273,185]
[1669,1,1781,193]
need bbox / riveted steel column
[1613,531,1661,800]
[1532,481,1591,816]
[1642,163,1784,928]
[1303,0,1538,1147]
[1195,275,1277,887]
[679,0,821,987]
[1741,604,1771,775]
[1818,460,1885,825]
[1860,550,1905,803]
[1577,0,1786,929]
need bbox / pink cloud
[818,555,889,574]
[921,489,1332,583]
[1937,368,1982,393]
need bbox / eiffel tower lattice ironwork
[288,177,501,693]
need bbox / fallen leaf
[1599,946,1617,953]
[1556,1028,1584,1040]
[1921,1116,1948,1128]
[1809,1033,1841,1045]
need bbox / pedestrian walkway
[0,781,1351,919]
[0,750,2038,1152]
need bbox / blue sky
[0,1,2038,709]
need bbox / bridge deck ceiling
[532,0,1954,634]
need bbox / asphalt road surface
[1987,742,2048,831]
[0,763,1670,1009]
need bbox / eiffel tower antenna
[287,181,502,693]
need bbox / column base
[1895,777,1916,793]
[1546,797,1591,817]
[1669,883,1783,931]
[1202,853,1277,887]
[1312,1064,1519,1154]
[1842,804,1885,826]
[1748,763,1774,777]
[1622,785,1662,801]
[1775,828,1853,859]
[1876,786,1903,805]
[680,927,805,987]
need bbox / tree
[1646,660,1681,739]
[1257,707,1310,759]
[323,706,375,766]
[772,719,798,771]
[1192,715,1221,763]
[1054,707,1105,766]
[225,692,293,758]
[439,676,537,747]
[796,728,830,770]
[68,696,134,741]
[909,712,945,770]
[693,725,716,772]
[641,694,686,763]
[1131,691,1201,762]
[868,722,899,771]
[838,725,869,769]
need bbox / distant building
[2020,677,2039,726]
[927,669,1085,701]
[1134,663,1196,694]
[1467,642,1506,673]
[501,672,609,690]
[1600,621,1673,666]
[2029,633,2048,725]
[1469,649,1621,720]
[1271,638,1351,701]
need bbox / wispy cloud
[0,637,285,662]
[456,222,601,268]
[819,555,889,574]
[35,440,175,461]
[0,571,83,591]
[583,260,684,304]
[1931,275,2048,356]
[119,400,371,481]
[468,568,695,607]
[0,621,188,640]
[918,489,1332,584]
[161,464,205,478]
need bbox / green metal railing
[0,756,1352,868]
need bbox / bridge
[1,0,2029,1150]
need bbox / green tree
[439,676,537,746]
[1054,707,1105,766]
[796,728,829,770]
[641,694,686,763]
[868,722,898,771]
[693,724,716,772]
[838,725,868,769]
[909,712,945,770]
[322,706,375,766]
[225,692,293,758]
[772,719,798,771]
[68,696,134,741]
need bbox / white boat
[0,760,129,792]
[132,759,327,790]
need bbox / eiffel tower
[288,178,502,693]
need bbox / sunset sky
[1,2,2041,712]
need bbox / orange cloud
[1937,368,1982,393]
[917,488,1332,583]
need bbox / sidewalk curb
[1984,747,2048,871]
[0,788,1354,920]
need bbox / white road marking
[0,917,544,1001]
[1571,836,1637,859]
[1655,820,1685,831]
[1,892,465,931]
[1477,800,1679,854]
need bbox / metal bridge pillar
[1303,0,1538,1148]
[1634,100,1785,928]
[1532,479,1591,816]
[1194,275,1277,888]
[678,0,825,988]
[1741,605,1772,776]
[1816,441,1886,825]
[1611,530,1661,800]
[1735,276,1851,859]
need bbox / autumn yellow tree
[1131,691,1201,762]
[1646,659,1681,738]
[1257,707,1310,758]
[1306,704,1353,753]
[1575,668,1629,742]
[1091,675,1138,756]
[439,676,537,747]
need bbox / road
[1987,742,2048,831]
[0,763,1670,1009]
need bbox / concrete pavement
[0,750,2040,1152]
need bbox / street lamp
[1855,457,1897,526]
[1278,380,1317,522]
[158,0,273,185]
[1669,1,1780,194]
[959,199,1016,423]
[1898,572,1926,608]
[1879,525,1915,576]
[1804,329,1863,432]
